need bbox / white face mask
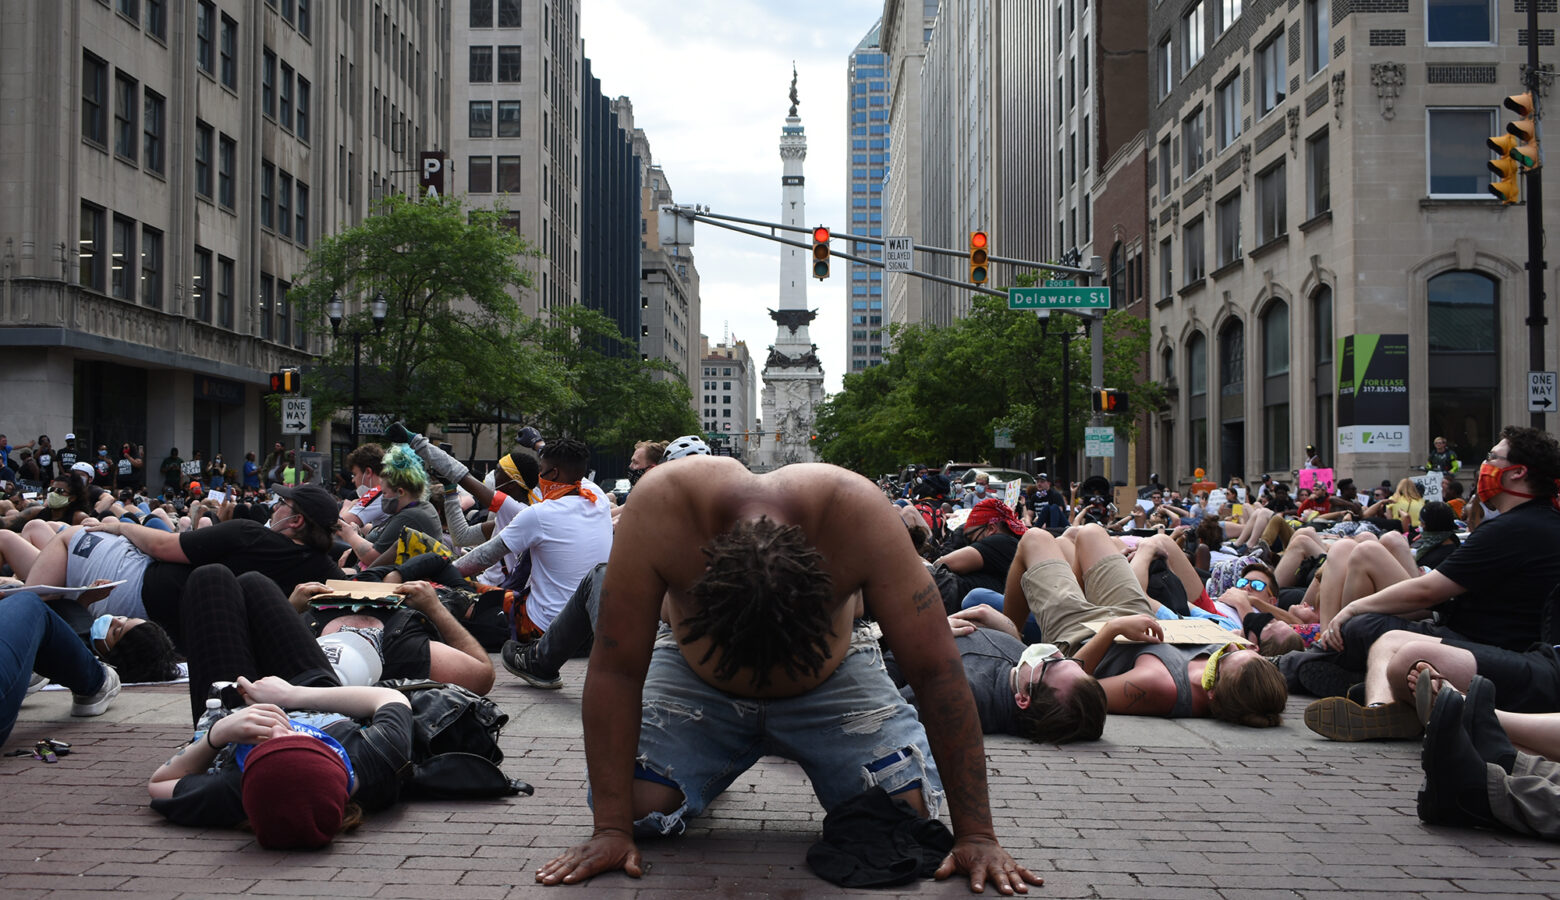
[356,484,371,499]
[1017,642,1063,670]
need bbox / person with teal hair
[336,444,443,569]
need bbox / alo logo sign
[1362,430,1406,444]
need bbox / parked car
[607,478,631,505]
[958,467,1037,494]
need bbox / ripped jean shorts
[627,621,944,837]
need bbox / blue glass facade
[846,26,888,371]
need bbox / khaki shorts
[1021,555,1153,655]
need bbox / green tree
[290,194,566,431]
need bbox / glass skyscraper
[845,21,889,371]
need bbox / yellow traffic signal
[1488,151,1522,204]
[268,370,299,393]
[1091,389,1128,413]
[969,231,989,284]
[811,226,830,280]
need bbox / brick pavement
[4,659,1560,899]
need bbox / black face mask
[627,466,647,486]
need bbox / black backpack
[377,678,532,800]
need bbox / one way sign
[1530,371,1557,412]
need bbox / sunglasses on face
[1235,576,1269,593]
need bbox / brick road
[4,658,1559,899]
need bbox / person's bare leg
[1052,528,1080,577]
[1003,528,1068,636]
[20,518,58,551]
[1071,523,1127,575]
[1133,533,1205,608]
[0,529,43,580]
[1378,530,1421,579]
[23,524,83,588]
[1317,538,1358,628]
[1493,711,1560,759]
[1383,638,1470,706]
[1339,539,1412,609]
[1275,532,1325,587]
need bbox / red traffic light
[970,231,988,250]
[813,226,831,243]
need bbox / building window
[1158,35,1173,98]
[218,135,235,208]
[1216,72,1242,150]
[297,0,311,38]
[1217,0,1242,33]
[297,78,310,141]
[498,0,521,27]
[79,203,104,291]
[1306,0,1329,77]
[194,121,212,198]
[1428,108,1496,197]
[1216,192,1241,267]
[1428,0,1493,44]
[470,46,492,82]
[498,46,522,81]
[1158,135,1172,199]
[259,274,274,341]
[220,14,238,89]
[114,73,138,161]
[1256,31,1286,117]
[296,182,309,244]
[497,100,521,136]
[217,256,234,329]
[497,155,521,192]
[1159,237,1174,299]
[140,225,162,309]
[82,52,107,146]
[469,101,492,137]
[262,49,276,118]
[1313,285,1334,452]
[1181,2,1205,74]
[111,216,134,300]
[1188,331,1208,468]
[196,1,215,74]
[280,62,294,130]
[469,156,492,192]
[142,89,164,174]
[278,171,292,239]
[193,247,212,322]
[1262,301,1290,470]
[260,161,274,229]
[1304,131,1330,218]
[1182,105,1205,174]
[146,0,165,39]
[471,0,492,27]
[1183,218,1205,284]
[1257,162,1286,244]
[1428,270,1500,465]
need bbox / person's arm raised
[85,517,189,563]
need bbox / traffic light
[811,226,831,280]
[1488,91,1541,204]
[1091,389,1128,413]
[969,231,989,284]
[268,370,299,393]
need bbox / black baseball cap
[273,483,339,529]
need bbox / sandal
[1411,660,1458,727]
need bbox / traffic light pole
[1525,0,1549,430]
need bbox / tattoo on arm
[911,583,940,614]
[1121,679,1148,711]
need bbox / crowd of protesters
[5,416,1560,887]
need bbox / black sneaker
[501,640,562,690]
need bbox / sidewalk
[4,659,1559,899]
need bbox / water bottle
[195,681,239,742]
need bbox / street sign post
[282,397,311,434]
[993,427,1014,449]
[1529,371,1556,412]
[1084,426,1114,458]
[885,235,913,272]
[1008,286,1111,310]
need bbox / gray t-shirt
[368,500,444,554]
[1092,641,1224,718]
[66,530,151,618]
[899,627,1023,736]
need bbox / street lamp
[327,290,388,449]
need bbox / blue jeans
[962,588,1043,643]
[0,592,104,748]
[622,623,944,837]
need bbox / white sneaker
[25,673,49,695]
[71,664,120,717]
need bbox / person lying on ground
[0,591,125,748]
[536,457,1042,894]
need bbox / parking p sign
[282,397,311,434]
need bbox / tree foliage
[815,293,1160,476]
[291,195,698,450]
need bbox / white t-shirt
[476,490,528,588]
[494,492,612,630]
[351,488,388,528]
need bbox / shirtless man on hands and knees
[536,457,1041,894]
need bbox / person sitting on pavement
[960,473,994,509]
[1362,478,1425,531]
[534,456,1042,892]
[1315,426,1560,668]
[934,498,1024,606]
[613,439,668,523]
[336,445,443,570]
[339,443,387,531]
[998,524,1287,727]
[0,590,123,748]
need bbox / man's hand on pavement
[536,830,643,886]
[933,835,1044,894]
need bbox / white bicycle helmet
[664,435,711,460]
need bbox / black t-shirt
[1432,499,1560,649]
[58,447,78,470]
[963,532,1020,595]
[1266,494,1298,513]
[149,703,414,827]
[892,627,1022,736]
[141,519,345,637]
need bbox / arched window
[1218,319,1246,479]
[1262,302,1290,470]
[1109,241,1125,309]
[1312,286,1334,457]
[1427,270,1499,464]
[1188,331,1208,472]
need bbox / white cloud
[581,0,885,396]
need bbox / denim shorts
[628,622,944,837]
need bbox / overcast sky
[580,0,887,396]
